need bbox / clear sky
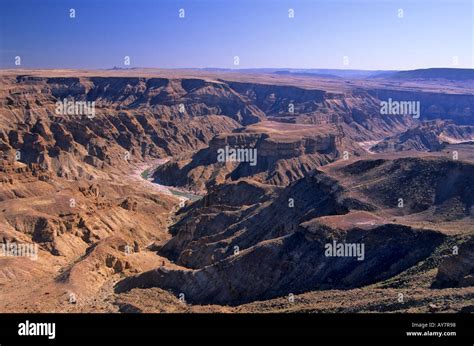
[0,0,472,70]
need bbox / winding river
[132,158,202,202]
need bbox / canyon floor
[0,68,473,313]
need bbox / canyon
[0,68,473,312]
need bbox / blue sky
[0,0,472,70]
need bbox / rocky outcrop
[152,122,343,193]
[116,223,446,305]
[433,236,474,288]
[371,120,474,153]
[158,171,368,269]
[337,157,474,219]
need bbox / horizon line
[1,66,473,72]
